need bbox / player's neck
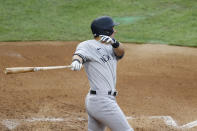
[94,37,100,41]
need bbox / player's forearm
[113,42,125,57]
[70,54,83,71]
[72,55,83,63]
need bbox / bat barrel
[4,67,35,74]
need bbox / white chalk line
[1,117,86,130]
[1,116,197,130]
[25,117,65,122]
[1,119,20,130]
[127,116,197,129]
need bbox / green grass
[0,0,197,47]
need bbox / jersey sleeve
[74,42,91,63]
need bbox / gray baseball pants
[85,93,134,131]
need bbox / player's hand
[99,35,120,48]
[111,38,120,48]
[99,35,113,44]
[71,59,82,71]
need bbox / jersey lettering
[100,55,111,63]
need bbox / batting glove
[111,38,120,48]
[71,59,82,71]
[99,35,113,44]
[99,35,120,48]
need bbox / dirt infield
[0,41,197,131]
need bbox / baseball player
[71,16,134,131]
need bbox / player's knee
[88,129,105,131]
[88,129,94,131]
[127,128,134,131]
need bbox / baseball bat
[4,65,72,74]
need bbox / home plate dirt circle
[0,41,197,131]
[1,116,197,130]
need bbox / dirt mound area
[0,41,197,131]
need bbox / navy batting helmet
[91,16,119,37]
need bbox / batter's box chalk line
[127,116,197,130]
[0,117,85,130]
[1,116,197,130]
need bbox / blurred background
[0,0,197,46]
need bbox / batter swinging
[71,16,134,131]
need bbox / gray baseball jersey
[74,39,118,93]
[74,39,134,131]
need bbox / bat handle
[33,67,41,72]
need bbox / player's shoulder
[77,39,97,48]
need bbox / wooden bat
[4,65,72,74]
